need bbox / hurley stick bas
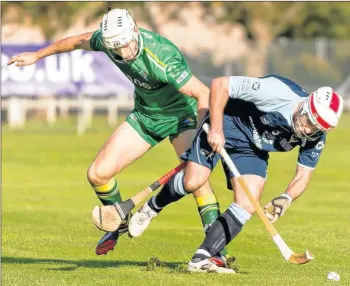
[92,161,187,232]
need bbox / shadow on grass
[2,256,185,272]
[2,256,248,274]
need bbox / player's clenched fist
[7,52,39,66]
[207,128,225,153]
[264,194,293,223]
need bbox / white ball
[327,271,340,282]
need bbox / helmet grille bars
[117,17,122,27]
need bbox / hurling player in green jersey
[8,8,230,265]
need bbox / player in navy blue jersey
[129,75,343,273]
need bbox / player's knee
[236,201,256,215]
[87,162,113,186]
[244,205,256,215]
[87,164,100,186]
[183,174,205,193]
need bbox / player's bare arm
[264,165,313,223]
[207,77,230,153]
[177,75,210,126]
[284,165,313,200]
[7,32,94,67]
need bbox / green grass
[2,115,350,286]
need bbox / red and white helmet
[303,87,343,132]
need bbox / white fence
[1,96,134,135]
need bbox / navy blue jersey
[226,75,326,169]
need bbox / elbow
[179,77,209,99]
[211,77,229,93]
[210,77,229,101]
[73,39,84,50]
[211,77,224,89]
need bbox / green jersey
[90,27,197,119]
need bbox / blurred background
[1,1,350,132]
[2,3,350,285]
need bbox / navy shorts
[181,114,269,190]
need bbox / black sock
[148,173,187,213]
[191,210,244,261]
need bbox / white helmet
[303,87,343,132]
[101,9,138,49]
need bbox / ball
[327,272,340,282]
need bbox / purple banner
[1,44,134,97]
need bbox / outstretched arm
[284,165,313,201]
[264,165,313,223]
[7,32,94,67]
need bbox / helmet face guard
[292,87,343,140]
[293,101,323,141]
[110,36,139,62]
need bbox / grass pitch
[2,115,350,286]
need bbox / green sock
[195,194,228,257]
[92,178,122,205]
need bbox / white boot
[188,258,235,274]
[128,202,158,237]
